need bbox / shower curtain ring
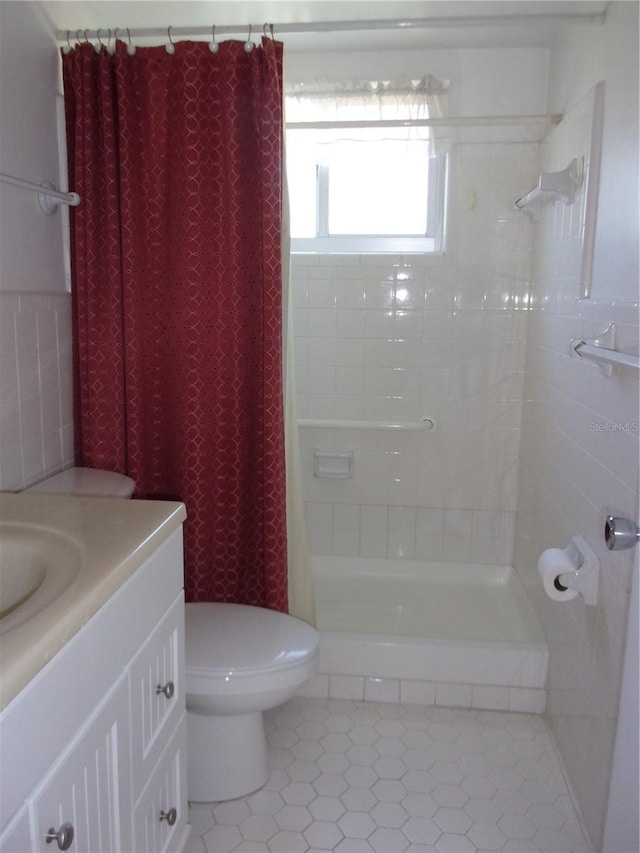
[126,27,136,55]
[83,29,90,44]
[107,28,115,54]
[244,24,254,52]
[63,30,72,54]
[95,28,104,53]
[166,25,176,54]
[208,24,219,53]
[263,23,274,40]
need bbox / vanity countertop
[0,493,186,710]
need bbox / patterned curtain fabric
[62,38,288,609]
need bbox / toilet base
[187,709,268,802]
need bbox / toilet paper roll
[537,548,579,602]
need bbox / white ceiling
[39,1,610,52]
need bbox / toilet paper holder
[555,535,599,606]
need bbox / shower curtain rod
[55,12,605,43]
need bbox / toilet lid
[185,602,319,677]
[26,468,135,498]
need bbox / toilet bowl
[186,602,319,802]
[26,467,319,804]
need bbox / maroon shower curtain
[62,38,288,609]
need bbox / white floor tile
[188,697,593,852]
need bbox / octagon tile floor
[185,697,593,853]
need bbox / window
[285,76,449,254]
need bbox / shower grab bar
[298,416,435,431]
[570,323,640,378]
[0,171,80,214]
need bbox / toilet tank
[25,468,135,499]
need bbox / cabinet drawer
[30,677,130,853]
[129,594,185,798]
[132,715,187,853]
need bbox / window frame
[288,138,448,255]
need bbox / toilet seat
[185,602,319,696]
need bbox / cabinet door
[129,594,185,798]
[30,678,130,853]
[0,806,32,853]
[132,716,187,853]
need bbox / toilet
[26,467,319,803]
[186,602,318,802]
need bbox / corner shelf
[515,157,584,211]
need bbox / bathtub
[300,556,548,713]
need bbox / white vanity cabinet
[0,523,189,853]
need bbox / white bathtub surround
[187,696,593,853]
[297,557,548,714]
[307,502,517,565]
[294,140,538,570]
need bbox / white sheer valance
[285,74,450,124]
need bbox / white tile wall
[513,88,640,847]
[293,142,539,566]
[0,291,74,490]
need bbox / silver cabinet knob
[45,822,74,850]
[156,680,175,699]
[605,516,640,551]
[159,807,177,826]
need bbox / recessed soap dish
[313,450,353,479]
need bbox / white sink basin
[0,523,82,634]
[0,493,186,710]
